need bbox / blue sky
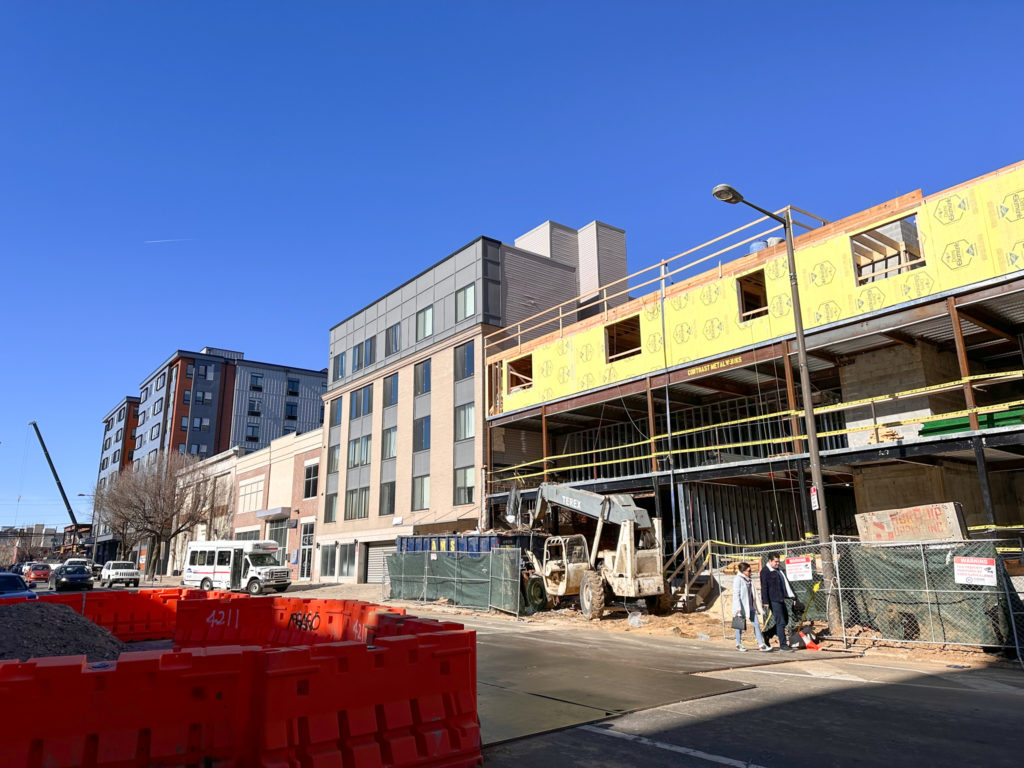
[1,1,1021,528]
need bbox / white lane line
[579,725,768,768]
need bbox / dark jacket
[760,565,790,604]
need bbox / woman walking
[731,562,770,652]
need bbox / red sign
[953,556,997,587]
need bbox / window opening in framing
[852,214,923,285]
[507,355,533,393]
[737,269,768,321]
[605,315,642,363]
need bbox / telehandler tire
[579,570,605,620]
[523,575,548,614]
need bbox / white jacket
[731,573,764,619]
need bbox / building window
[115,428,122,441]
[103,437,112,450]
[412,475,430,511]
[456,283,476,322]
[414,359,431,395]
[150,424,160,440]
[508,354,533,393]
[320,543,337,576]
[248,399,261,416]
[329,397,343,427]
[324,492,337,523]
[137,410,147,426]
[852,214,924,285]
[186,364,194,378]
[327,445,341,474]
[605,315,642,362]
[246,424,260,442]
[344,487,370,520]
[339,543,356,577]
[283,426,296,435]
[454,340,474,381]
[287,378,300,396]
[347,435,371,468]
[112,449,120,463]
[192,417,201,431]
[101,457,109,470]
[153,398,163,415]
[189,444,199,455]
[737,269,769,321]
[455,467,475,505]
[183,390,191,405]
[118,407,125,421]
[455,403,475,441]
[303,463,319,498]
[267,520,288,565]
[352,337,376,372]
[285,402,298,421]
[349,384,373,419]
[381,426,397,460]
[140,386,149,404]
[379,481,396,516]
[157,373,166,389]
[332,352,346,381]
[180,417,188,432]
[250,373,264,391]
[385,323,401,356]
[383,373,398,407]
[416,306,433,341]
[413,416,431,452]
[197,364,208,379]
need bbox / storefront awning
[256,506,291,521]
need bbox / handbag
[731,614,747,631]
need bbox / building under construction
[483,161,1024,552]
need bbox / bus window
[217,551,230,566]
[189,551,198,566]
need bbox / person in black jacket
[760,553,796,651]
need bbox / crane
[29,421,85,552]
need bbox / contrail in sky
[144,238,194,244]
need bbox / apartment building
[93,396,140,563]
[316,221,627,583]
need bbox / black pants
[770,600,791,647]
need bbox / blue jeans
[735,616,765,647]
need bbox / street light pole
[713,185,841,631]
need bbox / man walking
[760,553,796,652]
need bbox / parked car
[100,561,141,588]
[64,558,90,570]
[0,573,37,599]
[24,564,51,583]
[49,564,93,591]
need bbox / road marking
[579,725,768,767]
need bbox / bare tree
[95,453,214,576]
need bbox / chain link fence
[382,548,524,615]
[711,537,1024,656]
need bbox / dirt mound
[0,602,125,662]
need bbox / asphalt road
[409,608,1024,768]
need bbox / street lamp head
[712,184,744,204]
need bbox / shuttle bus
[182,539,291,595]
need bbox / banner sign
[785,556,813,581]
[855,502,967,543]
[953,556,997,586]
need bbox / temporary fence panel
[712,538,1023,651]
[385,549,523,615]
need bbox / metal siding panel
[412,450,430,476]
[454,439,474,468]
[413,393,431,420]
[380,458,396,483]
[454,377,474,406]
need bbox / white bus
[182,539,291,595]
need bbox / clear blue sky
[2,1,1021,528]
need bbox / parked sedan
[0,573,37,600]
[49,564,94,591]
[24,564,51,583]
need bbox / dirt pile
[0,602,124,662]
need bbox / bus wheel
[247,579,262,595]
[200,578,213,591]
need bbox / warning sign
[785,556,813,581]
[953,557,997,587]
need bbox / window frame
[415,306,434,341]
[413,415,431,452]
[454,340,474,381]
[414,359,431,396]
[455,283,476,322]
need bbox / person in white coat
[731,562,770,652]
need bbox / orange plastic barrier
[0,634,480,767]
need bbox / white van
[182,539,291,595]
